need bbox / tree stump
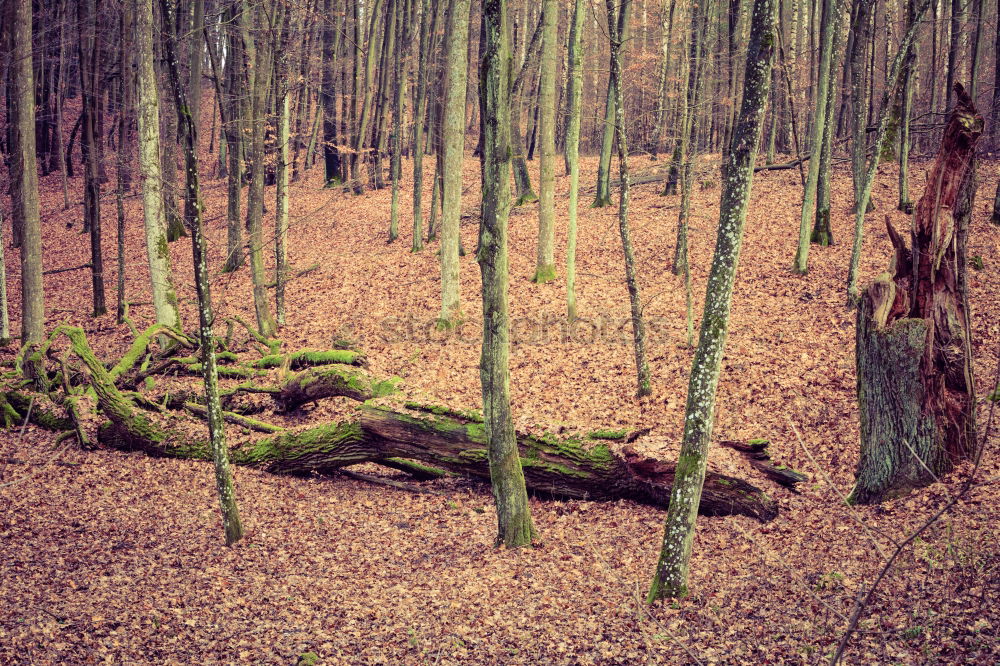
[851,83,982,504]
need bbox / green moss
[588,429,628,441]
[519,457,590,478]
[748,438,770,446]
[254,349,363,369]
[458,448,488,463]
[531,264,558,284]
[465,422,486,441]
[403,402,483,423]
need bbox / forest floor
[1,146,999,664]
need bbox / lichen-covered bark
[479,0,536,547]
[158,0,244,544]
[851,83,982,504]
[648,0,775,602]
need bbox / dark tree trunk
[851,84,982,505]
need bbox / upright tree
[158,0,244,546]
[439,0,472,327]
[134,0,182,340]
[564,0,586,321]
[648,0,775,600]
[479,0,536,548]
[532,0,558,284]
[8,0,44,344]
[792,0,840,273]
[245,4,278,338]
[78,0,107,317]
[845,0,930,304]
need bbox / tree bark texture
[851,83,982,505]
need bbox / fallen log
[93,398,777,520]
[272,364,398,411]
[21,325,779,521]
[719,439,807,490]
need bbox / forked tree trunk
[851,83,982,505]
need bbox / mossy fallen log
[23,325,778,520]
[273,364,398,411]
[93,400,777,520]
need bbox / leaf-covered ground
[1,148,998,664]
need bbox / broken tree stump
[852,83,982,505]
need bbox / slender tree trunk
[846,0,930,304]
[351,0,387,190]
[389,0,410,242]
[274,11,294,326]
[898,0,917,213]
[321,0,343,185]
[672,0,707,279]
[608,0,652,397]
[158,0,244,546]
[648,0,775,601]
[651,0,678,161]
[479,0,535,548]
[439,0,472,327]
[793,0,839,271]
[510,18,542,206]
[849,0,875,213]
[0,207,9,344]
[592,0,632,208]
[79,0,106,317]
[411,0,433,252]
[115,6,132,326]
[532,0,558,284]
[135,0,182,340]
[565,0,586,321]
[245,3,277,338]
[9,0,45,344]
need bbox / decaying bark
[10,328,780,522]
[851,83,982,505]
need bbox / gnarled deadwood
[852,83,982,504]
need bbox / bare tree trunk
[648,0,775,601]
[532,0,558,284]
[8,0,45,344]
[565,0,586,321]
[245,3,277,338]
[78,0,106,317]
[157,0,244,545]
[134,0,181,341]
[438,0,471,327]
[479,0,536,547]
